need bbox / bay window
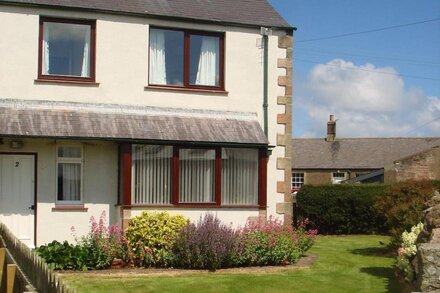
[149,27,224,89]
[127,145,265,207]
[39,17,96,82]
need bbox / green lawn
[63,235,409,293]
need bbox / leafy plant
[297,184,387,235]
[396,223,424,282]
[125,211,188,267]
[172,213,238,270]
[374,180,435,246]
[36,240,89,270]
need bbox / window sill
[124,204,261,209]
[145,85,228,95]
[52,205,88,212]
[35,79,99,86]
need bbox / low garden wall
[416,190,440,292]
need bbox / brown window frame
[148,27,225,91]
[38,17,96,83]
[120,144,267,209]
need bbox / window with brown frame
[38,17,96,82]
[122,144,265,207]
[149,27,224,90]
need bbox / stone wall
[385,147,440,183]
[416,190,440,292]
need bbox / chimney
[326,114,336,142]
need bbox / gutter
[261,27,271,138]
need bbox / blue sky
[269,0,440,138]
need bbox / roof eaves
[0,1,294,31]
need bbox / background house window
[132,145,173,205]
[221,148,258,205]
[149,27,223,88]
[39,17,95,81]
[332,172,346,184]
[57,146,83,203]
[292,172,305,189]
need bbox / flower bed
[37,212,317,271]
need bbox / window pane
[57,163,81,201]
[43,22,91,77]
[179,149,215,203]
[221,148,258,205]
[132,145,173,205]
[149,28,184,86]
[292,173,304,189]
[58,146,81,158]
[189,35,220,86]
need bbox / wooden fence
[0,223,75,293]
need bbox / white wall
[0,138,118,245]
[0,4,289,240]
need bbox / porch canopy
[0,99,268,145]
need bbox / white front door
[0,155,35,247]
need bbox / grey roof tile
[0,0,291,28]
[0,99,269,145]
[292,137,440,169]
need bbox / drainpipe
[261,27,272,138]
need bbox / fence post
[0,248,5,293]
[7,264,16,293]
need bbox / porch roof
[0,99,269,146]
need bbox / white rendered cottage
[0,0,294,247]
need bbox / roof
[0,0,292,29]
[0,99,269,145]
[292,137,440,169]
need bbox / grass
[62,235,409,293]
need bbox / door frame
[0,152,38,246]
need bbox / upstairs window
[39,17,95,82]
[149,27,224,89]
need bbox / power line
[404,116,440,135]
[296,17,440,43]
[295,58,440,81]
[295,47,440,66]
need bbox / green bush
[374,180,436,246]
[125,211,188,267]
[296,184,387,234]
[36,241,89,270]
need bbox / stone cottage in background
[0,0,294,247]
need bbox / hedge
[296,184,388,234]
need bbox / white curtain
[81,26,91,77]
[60,163,81,201]
[42,24,50,75]
[195,36,219,86]
[149,29,167,85]
[179,149,215,203]
[132,145,172,205]
[221,148,258,205]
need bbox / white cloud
[296,59,440,138]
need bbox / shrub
[36,240,89,270]
[76,211,126,269]
[172,214,238,270]
[125,211,188,267]
[396,223,424,282]
[234,216,317,267]
[297,184,387,234]
[38,212,126,270]
[374,180,436,246]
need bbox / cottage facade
[0,0,294,247]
